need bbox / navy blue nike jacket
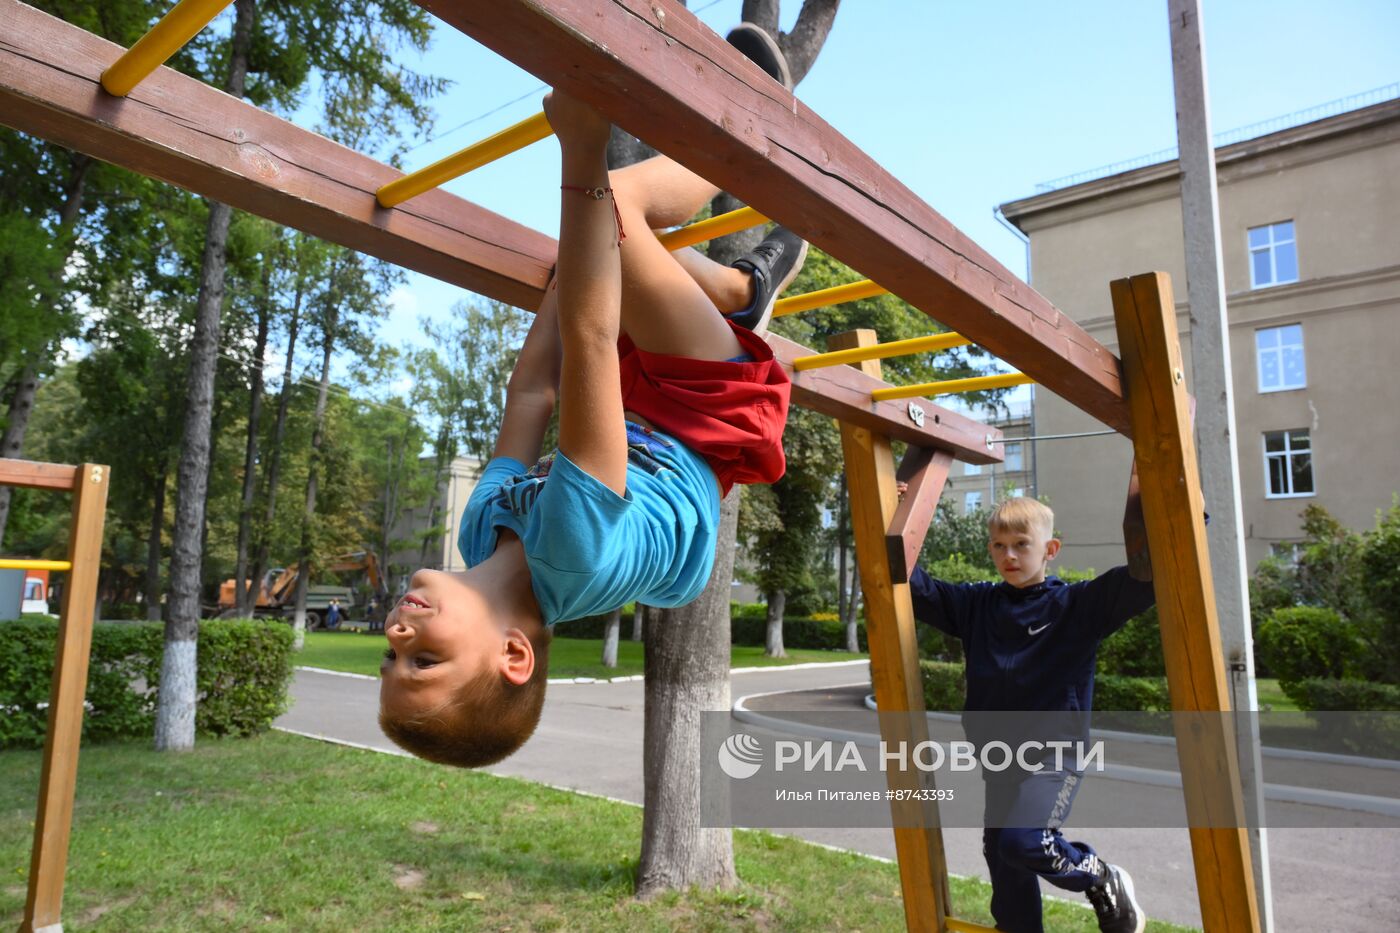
[908,566,1156,715]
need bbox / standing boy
[909,492,1155,933]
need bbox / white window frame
[1262,429,1315,499]
[1248,220,1299,289]
[963,462,982,476]
[1256,324,1306,393]
[1003,442,1024,472]
[964,490,983,513]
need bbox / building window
[1263,429,1313,498]
[964,462,982,476]
[1008,487,1025,499]
[1270,542,1304,566]
[1248,221,1298,288]
[1256,324,1305,393]
[1003,443,1024,472]
[964,491,983,513]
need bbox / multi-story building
[942,398,1037,516]
[387,455,484,591]
[998,93,1400,571]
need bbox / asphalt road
[278,664,1400,931]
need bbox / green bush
[1093,674,1171,712]
[556,608,869,652]
[1286,678,1400,712]
[731,615,868,652]
[1254,607,1361,688]
[919,660,965,711]
[1286,678,1400,757]
[0,619,294,749]
[1096,607,1164,677]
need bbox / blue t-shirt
[459,423,720,625]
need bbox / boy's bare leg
[609,155,746,361]
[670,246,755,315]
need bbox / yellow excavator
[216,550,387,630]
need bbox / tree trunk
[417,426,450,568]
[637,488,741,897]
[837,474,847,623]
[636,4,837,895]
[601,607,621,668]
[0,363,39,545]
[234,288,270,615]
[632,603,647,642]
[155,0,255,752]
[764,589,787,657]
[249,302,300,611]
[292,311,336,650]
[0,153,92,544]
[144,466,166,621]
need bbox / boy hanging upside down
[378,86,808,768]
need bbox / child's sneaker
[727,227,808,335]
[1086,864,1146,933]
[725,23,793,90]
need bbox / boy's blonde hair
[987,496,1054,539]
[379,628,552,768]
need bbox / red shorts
[618,323,790,496]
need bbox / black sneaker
[727,227,808,334]
[1086,864,1145,933]
[726,23,793,90]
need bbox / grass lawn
[1254,678,1299,712]
[1,733,1197,932]
[298,630,868,679]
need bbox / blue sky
[370,0,1398,354]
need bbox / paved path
[278,665,1400,931]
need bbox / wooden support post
[886,447,954,584]
[22,463,111,933]
[1110,274,1260,933]
[830,330,950,933]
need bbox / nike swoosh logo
[1027,623,1051,636]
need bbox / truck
[215,551,386,630]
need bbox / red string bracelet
[560,184,626,245]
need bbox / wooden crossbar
[424,0,1132,434]
[0,458,80,491]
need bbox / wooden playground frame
[1,0,1260,930]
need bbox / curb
[731,691,1400,819]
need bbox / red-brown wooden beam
[770,335,1001,464]
[0,0,553,310]
[886,448,954,584]
[0,0,1003,459]
[420,0,1132,435]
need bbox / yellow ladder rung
[101,0,234,97]
[0,559,73,572]
[774,278,888,317]
[378,111,554,208]
[656,206,768,250]
[870,371,1035,402]
[793,332,972,371]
